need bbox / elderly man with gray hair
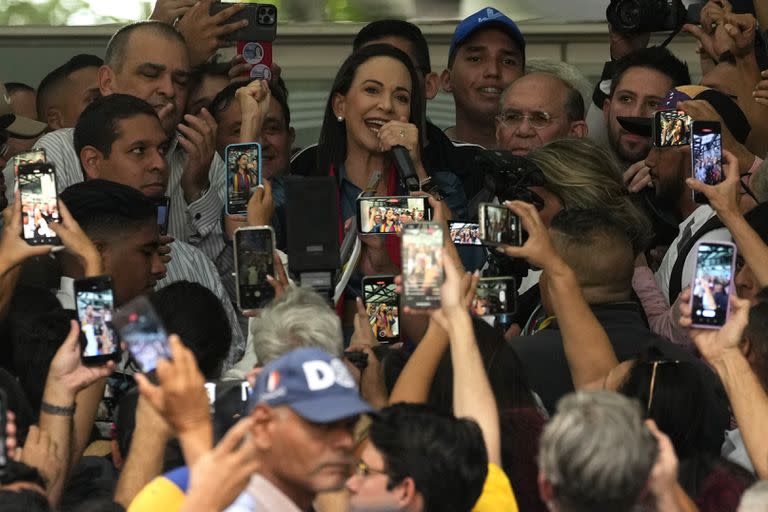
[537,391,659,512]
[230,287,344,375]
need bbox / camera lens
[257,6,276,25]
[616,0,642,29]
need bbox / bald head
[496,72,587,155]
[105,21,187,72]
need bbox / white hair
[250,287,343,365]
[539,391,658,512]
[525,59,592,104]
[738,481,768,512]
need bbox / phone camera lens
[258,6,276,24]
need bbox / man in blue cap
[227,347,373,511]
[441,7,526,148]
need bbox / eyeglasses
[646,360,680,414]
[495,110,559,130]
[354,459,387,478]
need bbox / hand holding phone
[689,242,736,329]
[478,203,522,246]
[471,277,517,317]
[17,162,61,246]
[234,226,275,310]
[226,143,262,215]
[690,121,724,204]
[112,296,171,373]
[402,223,444,310]
[362,275,399,343]
[75,276,120,365]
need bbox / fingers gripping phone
[689,241,736,329]
[690,121,724,204]
[75,276,120,365]
[362,275,399,344]
[357,196,431,234]
[226,142,262,215]
[402,223,444,310]
[112,296,171,374]
[17,162,61,245]
[234,226,275,310]
[471,277,517,317]
[209,2,277,80]
[478,203,522,246]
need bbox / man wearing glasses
[495,72,588,156]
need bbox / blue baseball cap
[248,347,373,423]
[449,7,526,64]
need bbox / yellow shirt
[472,463,519,512]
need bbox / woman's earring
[337,116,344,122]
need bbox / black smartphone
[448,221,482,246]
[75,276,120,365]
[210,380,252,440]
[0,389,7,468]
[155,196,170,236]
[362,275,399,344]
[471,277,517,317]
[210,2,277,42]
[13,148,46,176]
[17,162,60,245]
[112,296,171,374]
[225,142,262,215]
[653,109,691,147]
[402,222,444,310]
[691,121,724,204]
[234,226,275,310]
[357,195,430,234]
[478,203,521,246]
[689,241,737,329]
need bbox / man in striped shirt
[70,92,245,367]
[2,21,228,262]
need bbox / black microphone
[391,145,420,192]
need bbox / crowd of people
[1,0,768,510]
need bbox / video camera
[606,0,702,34]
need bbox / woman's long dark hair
[315,43,426,176]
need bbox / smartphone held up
[112,296,171,374]
[17,162,61,245]
[690,121,724,204]
[75,276,120,365]
[401,222,444,310]
[225,142,262,215]
[689,242,736,329]
[362,275,399,343]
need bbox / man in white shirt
[2,21,226,260]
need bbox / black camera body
[606,0,701,33]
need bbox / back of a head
[528,138,652,254]
[249,287,342,365]
[105,20,186,72]
[370,403,488,512]
[745,289,768,391]
[538,391,657,512]
[549,208,635,300]
[150,281,231,380]
[74,93,158,163]
[610,46,691,98]
[36,54,103,120]
[618,355,729,459]
[738,481,768,512]
[352,19,431,73]
[59,179,157,243]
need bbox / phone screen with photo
[690,242,736,328]
[18,163,60,245]
[362,276,399,343]
[235,227,275,310]
[112,296,171,373]
[655,110,691,147]
[479,204,521,246]
[402,223,443,309]
[691,122,723,203]
[75,278,118,361]
[225,143,261,215]
[472,277,517,317]
[448,221,482,246]
[358,196,429,234]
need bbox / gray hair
[753,157,768,203]
[500,70,585,123]
[738,481,768,512]
[539,391,658,512]
[525,59,592,108]
[250,287,343,365]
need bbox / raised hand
[178,108,217,204]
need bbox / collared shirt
[2,127,227,261]
[224,474,303,512]
[653,205,731,301]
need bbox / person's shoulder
[471,463,519,512]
